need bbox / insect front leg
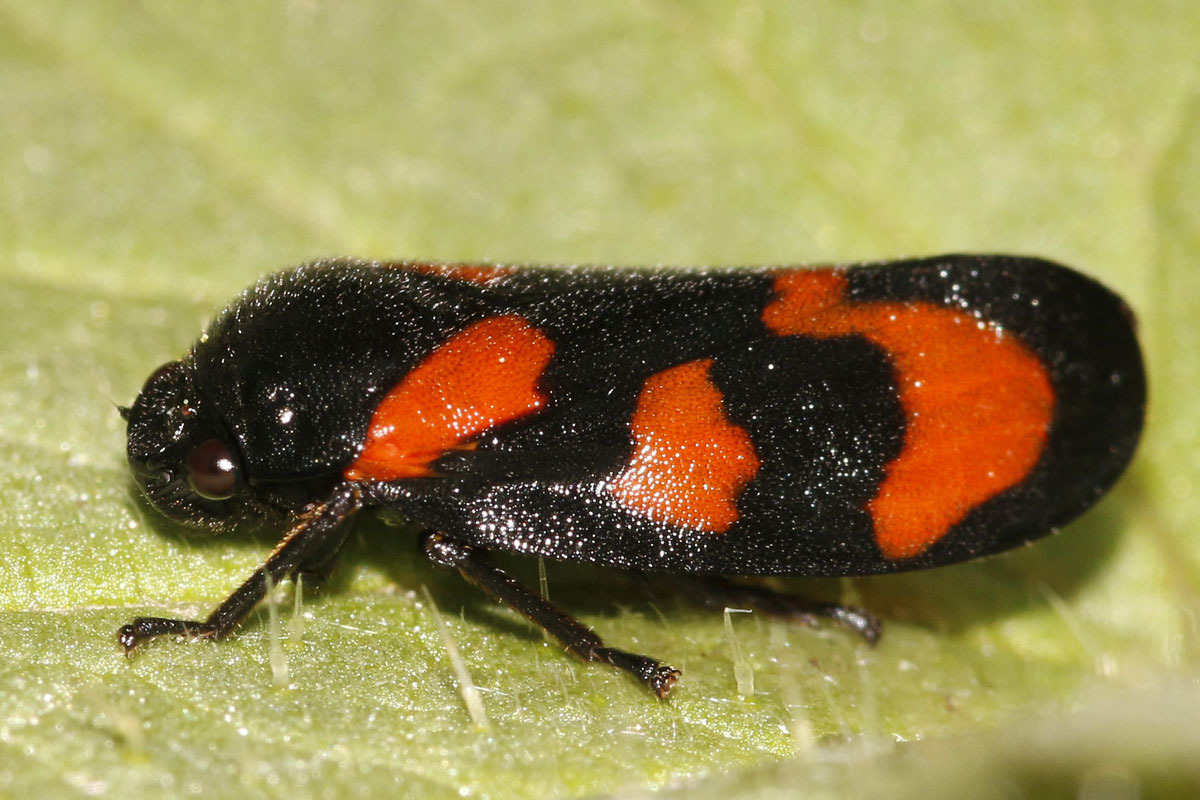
[422,532,681,699]
[118,484,362,652]
[293,514,355,585]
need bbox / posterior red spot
[763,270,1054,560]
[344,315,554,481]
[610,359,760,533]
[412,264,518,286]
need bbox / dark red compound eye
[187,438,240,501]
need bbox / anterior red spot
[764,270,1054,560]
[344,315,554,481]
[610,359,760,533]
[412,264,518,286]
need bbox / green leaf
[2,1,1197,797]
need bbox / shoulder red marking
[411,264,518,286]
[764,270,1054,560]
[610,359,760,533]
[344,315,554,482]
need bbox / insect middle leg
[422,532,681,698]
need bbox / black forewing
[218,257,1142,577]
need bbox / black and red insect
[119,254,1144,697]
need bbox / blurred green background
[1,2,1198,797]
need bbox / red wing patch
[610,359,761,533]
[344,315,554,481]
[764,270,1054,560]
[412,264,518,286]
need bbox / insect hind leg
[688,575,881,644]
[422,532,680,698]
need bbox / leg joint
[422,531,471,567]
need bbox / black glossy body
[127,255,1144,577]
